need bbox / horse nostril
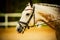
[17,28,19,32]
[17,28,22,33]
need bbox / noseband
[18,6,35,33]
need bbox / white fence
[0,13,21,28]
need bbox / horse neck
[34,4,60,20]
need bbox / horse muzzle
[17,21,30,33]
[17,23,26,33]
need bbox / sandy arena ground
[0,26,57,40]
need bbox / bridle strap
[18,21,28,26]
[27,6,35,24]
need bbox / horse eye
[26,13,30,16]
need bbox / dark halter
[18,6,35,33]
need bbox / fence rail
[0,13,21,28]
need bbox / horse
[16,2,60,40]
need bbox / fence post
[5,14,8,29]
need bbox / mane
[33,3,60,20]
[34,3,60,8]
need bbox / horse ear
[30,0,33,7]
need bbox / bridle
[18,6,35,33]
[17,0,36,33]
